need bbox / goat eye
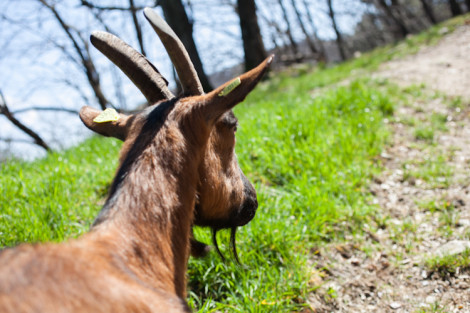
[233,125,238,132]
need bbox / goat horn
[143,8,204,96]
[90,31,175,104]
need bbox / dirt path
[309,24,470,312]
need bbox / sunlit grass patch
[415,302,449,313]
[0,137,121,246]
[414,126,435,143]
[402,154,453,189]
[186,76,394,311]
[425,248,470,278]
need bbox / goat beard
[211,227,240,264]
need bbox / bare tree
[129,0,147,56]
[0,0,157,153]
[158,0,213,92]
[277,0,300,59]
[257,5,290,54]
[375,0,410,39]
[448,0,463,16]
[79,0,158,58]
[327,0,347,60]
[39,0,111,110]
[420,0,437,24]
[353,11,387,51]
[290,0,321,58]
[0,89,50,151]
[237,0,267,71]
[301,0,326,60]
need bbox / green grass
[414,126,435,143]
[0,138,121,246]
[415,302,449,313]
[186,78,393,311]
[425,248,470,278]
[1,14,469,312]
[402,153,453,189]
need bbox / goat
[0,8,272,313]
[78,8,258,259]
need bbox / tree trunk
[466,0,470,12]
[327,0,347,61]
[302,0,326,61]
[420,0,437,25]
[237,0,267,71]
[375,0,409,39]
[277,0,300,60]
[290,0,319,57]
[159,0,213,92]
[448,0,463,16]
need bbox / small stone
[389,302,402,309]
[458,219,470,227]
[438,27,449,35]
[431,240,470,258]
[426,295,436,303]
[453,199,465,207]
[421,270,428,279]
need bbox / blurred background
[1,0,468,160]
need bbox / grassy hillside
[1,16,467,312]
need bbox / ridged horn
[90,31,175,104]
[143,7,204,96]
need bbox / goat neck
[85,100,201,299]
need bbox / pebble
[458,219,470,227]
[389,302,402,309]
[426,295,436,303]
[431,240,470,258]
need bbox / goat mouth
[212,226,240,263]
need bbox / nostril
[236,195,257,227]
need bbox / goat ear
[79,106,131,141]
[201,55,274,123]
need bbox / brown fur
[0,57,273,312]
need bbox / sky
[0,0,368,159]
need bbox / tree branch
[80,0,147,11]
[129,0,146,56]
[0,137,39,146]
[39,0,110,110]
[11,107,79,115]
[0,89,51,151]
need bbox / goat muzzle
[233,171,258,227]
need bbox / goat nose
[235,172,258,227]
[236,195,258,227]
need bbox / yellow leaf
[260,300,275,305]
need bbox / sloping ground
[309,24,470,312]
